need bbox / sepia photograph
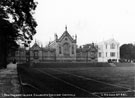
[0,0,135,98]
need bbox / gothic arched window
[63,43,70,56]
[72,45,74,54]
[59,46,61,54]
[34,50,38,59]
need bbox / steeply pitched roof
[105,38,118,43]
[98,38,119,45]
[30,42,41,50]
[57,26,76,43]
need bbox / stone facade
[48,26,77,61]
[10,26,98,63]
[76,44,98,62]
[8,27,120,63]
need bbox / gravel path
[0,63,20,98]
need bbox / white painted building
[97,39,120,62]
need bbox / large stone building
[97,39,120,62]
[48,26,77,61]
[10,26,98,63]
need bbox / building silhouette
[8,26,119,63]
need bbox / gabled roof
[104,38,119,44]
[30,42,41,50]
[98,38,119,45]
[57,26,76,43]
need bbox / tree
[0,0,37,68]
[120,44,135,62]
[0,18,19,68]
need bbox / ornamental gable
[105,39,119,45]
[58,32,74,43]
[57,26,76,43]
[31,43,41,50]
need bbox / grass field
[32,63,135,90]
[18,63,135,97]
[53,67,135,90]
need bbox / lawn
[18,63,135,97]
[32,63,135,90]
[55,66,135,90]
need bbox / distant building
[10,26,98,63]
[76,43,98,62]
[8,27,120,63]
[48,26,77,61]
[97,39,120,62]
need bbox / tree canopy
[0,0,37,46]
[120,43,135,62]
[0,0,37,68]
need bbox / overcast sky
[33,0,135,46]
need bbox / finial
[35,39,37,43]
[65,25,67,31]
[75,34,77,39]
[75,34,77,41]
[54,33,58,40]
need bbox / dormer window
[110,43,115,49]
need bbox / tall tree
[0,18,19,68]
[120,44,135,62]
[0,0,37,68]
